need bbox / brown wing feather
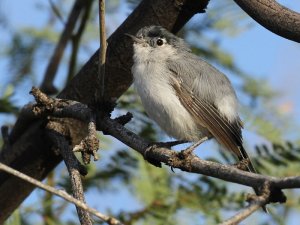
[170,77,245,160]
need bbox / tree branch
[98,0,107,99]
[233,0,300,43]
[48,0,65,24]
[30,87,99,165]
[47,128,92,225]
[219,182,271,225]
[0,162,123,225]
[67,0,93,83]
[40,0,87,94]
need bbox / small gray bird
[126,26,256,174]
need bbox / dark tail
[238,146,268,213]
[238,145,257,173]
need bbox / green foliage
[4,210,21,225]
[0,85,18,114]
[254,142,300,175]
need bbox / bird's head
[126,26,190,62]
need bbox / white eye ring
[156,38,164,46]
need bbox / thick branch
[234,0,300,43]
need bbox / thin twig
[47,128,92,225]
[48,0,65,24]
[218,182,271,225]
[67,0,93,83]
[41,0,86,94]
[0,162,123,225]
[42,172,55,223]
[98,0,107,99]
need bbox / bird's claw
[180,137,209,157]
[143,144,162,168]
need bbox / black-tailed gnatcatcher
[127,26,256,174]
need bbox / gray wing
[167,54,237,107]
[168,56,263,207]
[167,55,249,162]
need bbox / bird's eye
[156,39,164,46]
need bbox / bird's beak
[125,33,144,44]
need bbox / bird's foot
[233,158,250,171]
[143,140,187,167]
[180,137,208,157]
[143,143,161,167]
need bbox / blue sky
[1,0,300,224]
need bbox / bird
[126,25,267,211]
[126,25,269,199]
[126,25,256,170]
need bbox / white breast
[132,46,201,141]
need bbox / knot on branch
[268,186,287,204]
[246,182,270,203]
[73,131,100,164]
[30,87,101,164]
[141,141,189,168]
[247,181,286,207]
[259,182,286,204]
[166,149,194,172]
[30,87,56,115]
[143,144,163,168]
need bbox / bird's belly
[133,64,202,141]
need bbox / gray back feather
[167,53,238,105]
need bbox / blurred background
[1,0,300,224]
